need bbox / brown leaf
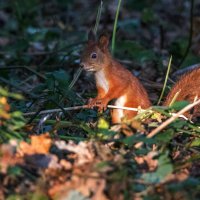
[18,133,52,156]
[55,141,95,166]
[0,143,22,173]
[48,172,108,200]
[60,159,72,170]
[135,151,158,171]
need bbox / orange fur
[80,32,151,123]
[164,67,200,118]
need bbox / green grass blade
[157,55,172,105]
[69,1,104,91]
[93,0,103,34]
[111,0,122,55]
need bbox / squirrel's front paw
[88,98,99,108]
[97,99,108,112]
[88,98,108,111]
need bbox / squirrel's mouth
[85,67,96,72]
[83,65,96,72]
[80,62,96,72]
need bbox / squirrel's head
[80,30,110,72]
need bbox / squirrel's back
[164,66,200,118]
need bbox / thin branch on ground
[134,98,200,149]
[23,104,141,116]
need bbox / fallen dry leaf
[0,143,22,173]
[135,151,158,171]
[48,170,108,200]
[18,133,52,156]
[55,141,95,166]
[60,159,72,170]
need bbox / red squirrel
[80,31,200,122]
[80,31,151,123]
[163,67,200,118]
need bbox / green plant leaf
[190,138,200,147]
[170,100,189,110]
[155,128,174,143]
[116,41,156,64]
[142,152,173,183]
[7,166,22,176]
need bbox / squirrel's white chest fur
[95,70,109,93]
[115,95,127,120]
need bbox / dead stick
[23,104,141,117]
[23,105,89,116]
[108,105,141,112]
[134,99,200,149]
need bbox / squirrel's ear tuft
[98,33,109,51]
[88,30,96,42]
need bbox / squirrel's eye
[91,52,97,59]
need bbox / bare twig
[23,104,141,117]
[134,99,200,149]
[23,105,89,116]
[22,103,192,119]
[108,105,142,112]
